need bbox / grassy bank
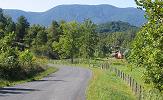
[0,66,58,87]
[108,58,163,100]
[86,67,136,100]
[109,58,149,88]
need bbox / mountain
[3,4,146,26]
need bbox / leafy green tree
[35,30,48,45]
[80,19,98,59]
[0,32,19,78]
[19,50,33,67]
[0,32,16,53]
[129,0,163,91]
[31,28,48,56]
[0,9,7,31]
[0,9,7,38]
[46,21,62,58]
[5,17,16,33]
[47,21,61,42]
[0,9,16,39]
[53,21,80,63]
[24,24,44,47]
[15,16,29,43]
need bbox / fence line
[95,63,143,100]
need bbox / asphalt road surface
[0,64,92,100]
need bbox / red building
[112,51,123,59]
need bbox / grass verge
[86,67,136,100]
[109,58,163,100]
[0,66,58,87]
[109,58,149,88]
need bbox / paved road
[0,64,92,100]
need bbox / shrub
[0,48,44,80]
[0,48,18,74]
[19,50,34,67]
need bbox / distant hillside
[3,4,146,26]
[97,21,139,33]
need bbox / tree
[5,17,16,33]
[53,21,80,63]
[129,0,163,91]
[0,9,7,31]
[31,27,48,56]
[0,9,7,38]
[0,9,16,39]
[35,30,48,45]
[46,21,62,58]
[80,19,98,59]
[47,21,61,42]
[24,24,44,47]
[0,32,16,53]
[15,16,29,43]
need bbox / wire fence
[92,63,143,100]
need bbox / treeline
[97,21,138,33]
[0,8,139,80]
[0,8,99,79]
[0,9,139,61]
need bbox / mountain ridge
[3,4,146,26]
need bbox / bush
[19,50,34,67]
[0,48,19,79]
[0,48,44,80]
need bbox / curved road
[0,64,92,100]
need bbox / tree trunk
[71,56,74,64]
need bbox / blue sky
[0,0,137,12]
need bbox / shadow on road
[34,79,66,82]
[0,79,66,96]
[0,88,39,95]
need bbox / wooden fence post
[128,75,130,85]
[139,85,142,100]
[136,82,138,95]
[132,79,134,92]
[130,76,132,87]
